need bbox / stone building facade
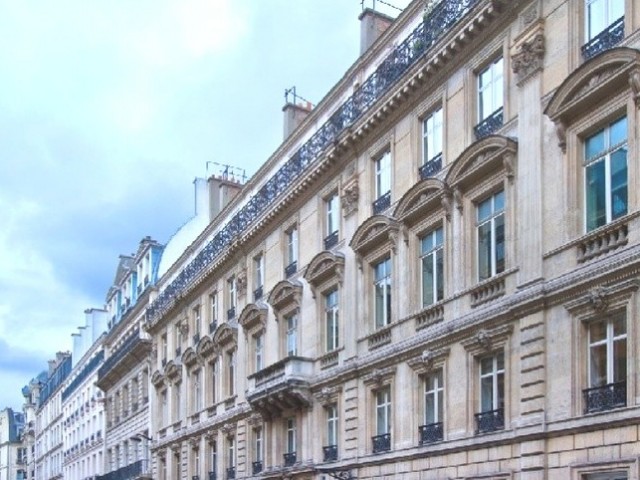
[0,408,25,480]
[144,0,640,479]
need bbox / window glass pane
[613,337,627,382]
[495,213,505,274]
[590,343,607,386]
[480,376,494,411]
[477,197,492,222]
[589,319,607,343]
[585,129,605,161]
[477,222,492,280]
[585,160,606,231]
[497,352,504,370]
[480,356,493,375]
[610,116,627,145]
[587,0,607,39]
[422,254,435,307]
[425,391,436,423]
[494,190,505,211]
[375,283,385,328]
[435,248,444,302]
[497,372,504,408]
[610,0,624,20]
[435,227,443,246]
[610,147,628,220]
[613,315,626,336]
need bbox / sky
[0,0,412,410]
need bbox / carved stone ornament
[236,268,248,296]
[247,413,263,426]
[629,67,640,107]
[441,189,453,220]
[178,321,189,336]
[588,286,609,312]
[555,121,567,153]
[204,429,217,442]
[221,423,236,436]
[188,437,200,447]
[503,152,516,180]
[314,386,340,406]
[512,33,545,85]
[341,178,359,217]
[475,329,493,352]
[421,349,436,371]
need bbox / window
[422,107,443,164]
[477,191,505,281]
[209,359,218,405]
[584,116,627,232]
[161,334,168,365]
[324,404,338,461]
[227,351,236,397]
[192,306,201,343]
[226,436,235,479]
[254,254,264,300]
[420,369,444,444]
[209,292,218,333]
[585,0,624,42]
[254,333,264,372]
[253,427,263,464]
[476,352,505,434]
[174,452,180,479]
[192,370,202,413]
[285,226,298,276]
[421,227,444,307]
[227,277,237,320]
[373,388,391,452]
[285,314,298,357]
[173,383,181,421]
[475,58,504,138]
[284,417,297,466]
[161,390,168,426]
[325,289,339,352]
[192,447,200,479]
[373,151,391,213]
[208,440,217,479]
[585,314,627,413]
[373,257,392,329]
[324,193,340,249]
[584,473,627,480]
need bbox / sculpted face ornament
[588,286,608,312]
[475,329,492,351]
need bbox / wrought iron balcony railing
[175,346,182,357]
[96,459,150,480]
[474,107,503,140]
[283,452,297,467]
[252,460,263,475]
[193,476,200,480]
[372,191,391,214]
[474,407,504,434]
[418,422,443,444]
[209,321,218,334]
[208,472,216,480]
[322,445,338,462]
[285,261,298,278]
[583,381,626,414]
[372,433,391,453]
[227,307,236,320]
[582,17,624,61]
[323,230,339,250]
[146,0,481,326]
[253,286,263,301]
[226,467,235,480]
[193,333,200,345]
[419,153,443,180]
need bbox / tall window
[422,108,443,164]
[208,441,217,478]
[424,370,443,426]
[286,417,296,454]
[192,306,201,339]
[584,116,627,232]
[373,387,391,452]
[192,370,202,413]
[254,254,264,299]
[374,151,392,214]
[286,314,298,356]
[253,427,263,463]
[227,436,235,471]
[325,193,340,248]
[585,314,627,412]
[160,390,168,426]
[477,58,503,123]
[421,227,444,306]
[173,383,181,421]
[325,289,339,352]
[373,257,392,329]
[585,0,624,41]
[227,277,237,319]
[254,333,264,372]
[480,353,504,413]
[192,447,200,479]
[209,359,218,405]
[477,191,505,281]
[209,292,218,331]
[326,404,338,447]
[286,227,298,270]
[161,333,168,363]
[227,351,236,397]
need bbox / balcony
[475,408,504,434]
[419,153,443,180]
[418,422,443,444]
[372,433,391,453]
[252,461,263,475]
[227,307,236,320]
[246,356,314,417]
[95,460,151,480]
[175,346,182,357]
[209,321,218,334]
[226,467,235,480]
[96,330,151,390]
[193,333,200,346]
[208,472,216,480]
[192,476,200,480]
[323,231,339,250]
[474,107,503,140]
[322,445,337,462]
[283,452,297,467]
[372,191,391,214]
[285,261,298,278]
[583,381,626,414]
[253,286,263,301]
[582,17,624,61]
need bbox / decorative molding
[629,66,640,107]
[236,268,248,297]
[393,178,447,226]
[407,347,450,374]
[564,278,640,317]
[237,303,268,332]
[341,176,359,217]
[267,280,303,317]
[212,323,238,349]
[304,251,345,298]
[362,366,396,387]
[313,385,342,406]
[349,215,400,259]
[511,32,545,85]
[462,324,513,354]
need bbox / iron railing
[146,0,481,326]
[583,381,626,414]
[96,460,150,480]
[323,445,338,462]
[372,433,391,453]
[62,350,105,401]
[227,307,236,320]
[323,231,339,250]
[419,153,443,180]
[283,452,297,467]
[474,407,504,434]
[474,107,503,140]
[372,191,391,214]
[226,467,235,480]
[285,261,298,278]
[208,472,216,480]
[582,16,624,61]
[418,422,443,444]
[253,286,263,301]
[97,329,141,381]
[252,461,263,475]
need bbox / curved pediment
[545,47,640,124]
[196,334,215,359]
[349,215,400,257]
[445,135,517,189]
[394,178,448,225]
[304,251,345,288]
[212,323,238,349]
[151,370,165,388]
[164,360,182,382]
[238,302,268,332]
[267,280,303,313]
[181,347,199,369]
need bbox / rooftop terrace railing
[147,0,480,324]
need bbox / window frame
[422,107,443,165]
[420,226,444,307]
[324,288,340,352]
[476,190,506,282]
[373,256,392,329]
[477,56,504,123]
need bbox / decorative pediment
[461,324,513,355]
[407,347,450,374]
[445,135,518,190]
[267,280,303,315]
[181,347,199,369]
[394,178,448,225]
[349,215,401,258]
[313,385,342,406]
[545,47,640,151]
[196,334,216,359]
[212,323,238,349]
[151,370,165,388]
[362,366,396,387]
[304,251,345,291]
[238,302,268,332]
[564,278,640,317]
[164,360,182,382]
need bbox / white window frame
[375,151,391,200]
[588,314,627,388]
[325,289,339,352]
[422,107,443,164]
[286,314,298,357]
[476,190,505,281]
[254,333,264,372]
[286,417,297,454]
[585,0,625,41]
[254,254,264,290]
[287,226,298,266]
[477,57,504,122]
[326,404,338,447]
[420,227,444,307]
[254,427,263,463]
[375,388,391,436]
[479,352,504,413]
[424,369,444,425]
[373,257,392,329]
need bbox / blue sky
[0,0,411,410]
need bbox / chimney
[207,175,242,221]
[283,102,312,140]
[359,8,394,55]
